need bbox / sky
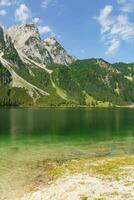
[0,0,134,63]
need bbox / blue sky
[0,0,134,63]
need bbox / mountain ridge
[0,23,134,107]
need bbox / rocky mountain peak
[44,37,58,46]
[7,23,75,65]
[44,37,76,65]
[7,23,53,64]
[8,23,40,37]
[7,23,40,49]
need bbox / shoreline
[20,154,134,200]
[0,104,134,109]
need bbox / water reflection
[0,108,134,200]
[0,108,133,143]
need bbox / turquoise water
[0,108,134,199]
[0,108,134,156]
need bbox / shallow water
[0,108,134,199]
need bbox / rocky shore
[20,154,134,200]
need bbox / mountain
[0,23,134,107]
[7,24,75,65]
[44,37,75,65]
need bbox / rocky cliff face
[0,25,24,69]
[44,37,76,65]
[7,24,52,64]
[7,24,75,65]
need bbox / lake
[0,108,134,199]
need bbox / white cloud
[117,0,134,13]
[97,5,134,54]
[15,4,32,23]
[33,17,40,24]
[38,25,52,34]
[42,0,51,8]
[121,3,134,12]
[41,0,64,16]
[41,0,57,8]
[14,3,54,37]
[96,5,113,34]
[0,0,18,17]
[106,39,120,54]
[0,0,18,7]
[0,9,6,15]
[0,0,11,7]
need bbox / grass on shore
[33,153,134,183]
